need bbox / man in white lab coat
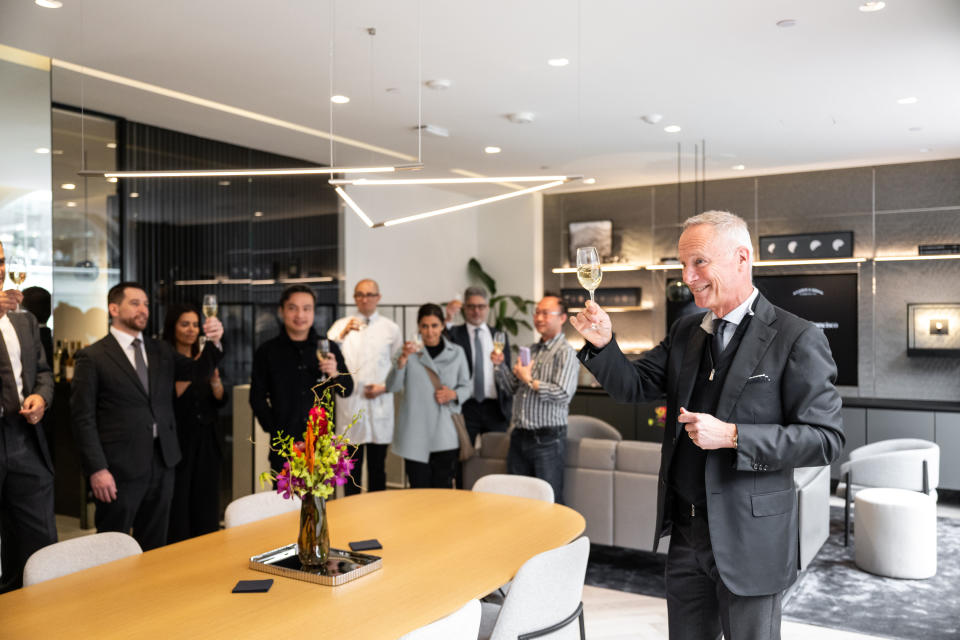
[328,279,403,494]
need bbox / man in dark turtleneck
[250,285,353,474]
[572,211,844,640]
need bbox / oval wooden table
[0,489,585,639]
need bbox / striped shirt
[495,333,579,430]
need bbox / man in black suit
[0,242,56,592]
[571,211,844,639]
[71,282,224,551]
[446,286,512,443]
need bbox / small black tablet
[348,539,383,552]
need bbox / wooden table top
[0,489,585,639]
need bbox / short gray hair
[682,210,753,262]
[463,286,489,301]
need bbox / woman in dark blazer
[164,303,228,542]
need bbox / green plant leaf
[517,319,533,330]
[502,317,518,335]
[468,258,497,296]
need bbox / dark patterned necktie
[132,337,149,393]
[0,329,22,416]
[712,318,729,365]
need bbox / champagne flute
[202,294,218,319]
[412,333,423,352]
[7,255,26,313]
[317,338,331,380]
[492,331,506,355]
[576,246,603,328]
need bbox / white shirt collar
[701,287,759,334]
[467,321,489,333]
[110,325,144,348]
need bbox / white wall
[342,184,542,345]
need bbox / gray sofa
[463,430,831,571]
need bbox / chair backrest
[843,438,940,492]
[224,491,301,528]
[397,599,481,640]
[489,536,590,640]
[567,415,622,441]
[473,473,555,503]
[23,532,142,586]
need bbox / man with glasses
[328,279,402,494]
[446,287,512,445]
[493,294,578,504]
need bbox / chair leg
[923,460,930,495]
[579,608,586,640]
[844,471,851,547]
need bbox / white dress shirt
[465,322,498,401]
[0,314,25,403]
[328,312,403,444]
[700,287,760,350]
[110,325,149,369]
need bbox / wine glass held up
[317,338,331,381]
[576,246,603,328]
[492,331,506,355]
[202,294,218,319]
[7,255,27,313]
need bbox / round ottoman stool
[854,487,937,579]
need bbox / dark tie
[132,337,149,393]
[0,329,21,417]
[473,328,485,401]
[711,318,729,365]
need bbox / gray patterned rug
[585,506,960,639]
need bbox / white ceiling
[2,0,959,192]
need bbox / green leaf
[498,299,507,319]
[517,319,533,330]
[468,258,497,296]
[502,317,518,335]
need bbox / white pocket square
[747,374,771,383]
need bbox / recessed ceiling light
[425,79,451,90]
[859,1,886,12]
[330,95,350,104]
[547,58,570,67]
[897,96,918,104]
[34,147,50,154]
[919,148,930,153]
[664,125,682,133]
[254,211,264,217]
[776,19,797,28]
[66,201,77,207]
[106,142,117,149]
[484,146,502,154]
[731,164,746,171]
[583,178,597,185]
[106,177,118,183]
[908,126,923,132]
[60,183,76,190]
[35,0,63,8]
[218,180,231,186]
[129,192,140,198]
[51,149,63,155]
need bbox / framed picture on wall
[907,303,960,356]
[569,220,613,263]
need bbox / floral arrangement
[648,405,667,429]
[260,386,356,500]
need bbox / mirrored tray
[249,544,382,586]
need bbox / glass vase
[297,494,330,567]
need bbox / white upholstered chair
[472,474,555,503]
[479,536,589,640]
[23,532,142,586]
[839,438,940,545]
[566,415,622,441]
[396,599,481,640]
[224,491,300,528]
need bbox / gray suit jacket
[580,293,844,596]
[4,312,55,470]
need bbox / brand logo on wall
[760,231,854,260]
[792,288,825,296]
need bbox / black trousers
[167,428,221,543]
[345,443,389,496]
[405,449,458,489]
[666,500,782,640]
[0,415,57,592]
[95,441,175,551]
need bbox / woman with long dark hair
[163,303,227,541]
[386,303,471,488]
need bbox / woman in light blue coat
[386,303,471,488]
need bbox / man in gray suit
[0,241,56,592]
[571,211,844,639]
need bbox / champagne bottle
[53,340,63,382]
[65,342,76,383]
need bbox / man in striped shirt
[493,294,579,504]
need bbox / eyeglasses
[354,292,380,299]
[533,310,563,317]
[464,304,488,311]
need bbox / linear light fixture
[552,263,643,274]
[330,175,575,186]
[338,179,570,228]
[175,276,334,286]
[79,163,422,179]
[874,254,960,262]
[754,258,867,267]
